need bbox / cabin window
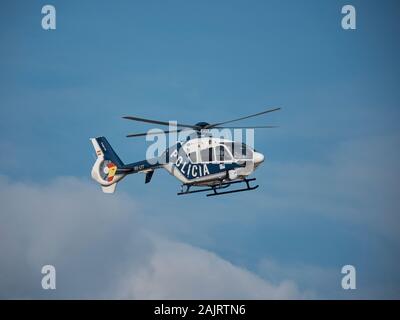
[200,147,215,162]
[188,151,198,163]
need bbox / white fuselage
[162,137,264,185]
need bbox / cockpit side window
[215,145,233,162]
[222,142,253,160]
[236,143,253,159]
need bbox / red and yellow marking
[106,163,117,182]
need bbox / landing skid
[177,178,259,197]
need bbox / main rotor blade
[122,115,199,129]
[205,107,281,129]
[126,129,182,138]
[213,125,279,129]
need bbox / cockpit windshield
[222,142,253,160]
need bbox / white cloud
[257,258,339,299]
[116,239,301,299]
[0,175,303,299]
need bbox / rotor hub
[195,122,210,129]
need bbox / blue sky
[0,0,399,298]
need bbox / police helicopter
[90,107,280,197]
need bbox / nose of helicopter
[254,152,265,164]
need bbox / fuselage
[162,137,264,185]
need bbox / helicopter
[90,107,280,197]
